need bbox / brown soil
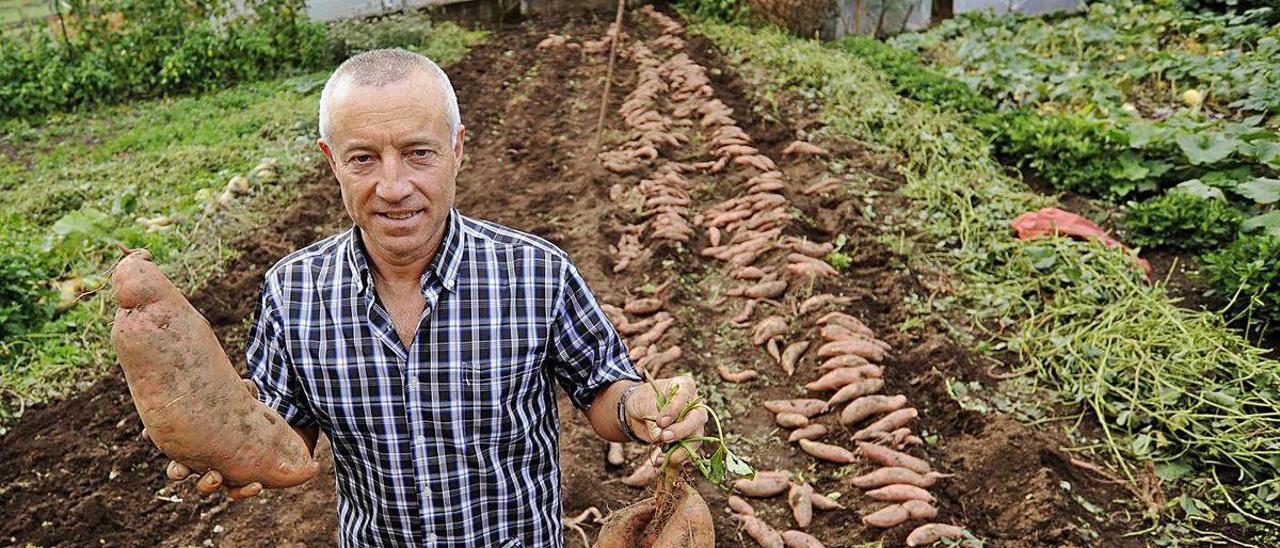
[0,11,1163,548]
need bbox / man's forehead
[326,74,450,139]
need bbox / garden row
[688,8,1280,544]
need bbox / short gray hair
[318,48,461,145]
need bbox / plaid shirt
[246,208,640,547]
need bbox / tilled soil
[0,11,1147,548]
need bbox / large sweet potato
[595,477,714,547]
[111,249,318,488]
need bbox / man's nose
[375,158,413,203]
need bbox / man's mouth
[379,210,423,221]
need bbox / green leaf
[1128,121,1159,148]
[1175,132,1240,165]
[1241,211,1280,237]
[1172,179,1225,201]
[1155,460,1193,482]
[724,450,754,479]
[1237,177,1280,205]
[1114,154,1150,181]
[1240,139,1280,169]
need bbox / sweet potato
[849,467,949,489]
[111,249,318,488]
[805,367,871,391]
[814,312,873,336]
[744,280,788,299]
[622,451,659,487]
[786,261,838,278]
[766,338,782,363]
[734,514,784,548]
[797,294,853,315]
[637,346,682,377]
[752,316,788,346]
[853,408,917,440]
[595,478,714,548]
[781,530,825,548]
[631,317,675,348]
[779,341,809,376]
[782,141,828,156]
[865,484,935,503]
[902,500,938,520]
[787,482,814,528]
[797,439,856,464]
[857,442,932,474]
[608,442,626,466]
[808,491,845,510]
[775,412,810,429]
[727,495,756,516]
[717,365,759,383]
[626,298,664,315]
[787,424,828,443]
[840,395,908,426]
[817,355,875,372]
[816,340,886,362]
[906,523,965,546]
[827,378,884,406]
[763,398,828,418]
[861,504,908,528]
[734,471,791,497]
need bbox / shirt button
[415,435,426,445]
[407,380,419,390]
[426,533,438,543]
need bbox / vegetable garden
[1,0,1277,546]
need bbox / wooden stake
[594,0,626,150]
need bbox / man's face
[318,71,465,266]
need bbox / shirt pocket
[464,351,544,445]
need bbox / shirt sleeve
[246,279,317,428]
[547,261,641,410]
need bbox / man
[164,48,708,547]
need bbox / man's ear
[452,125,466,168]
[317,138,338,173]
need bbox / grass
[690,17,1280,542]
[0,0,49,25]
[0,19,486,431]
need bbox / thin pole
[594,0,626,150]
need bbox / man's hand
[623,375,709,464]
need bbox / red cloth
[1011,207,1152,279]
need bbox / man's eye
[352,154,374,164]
[411,149,433,158]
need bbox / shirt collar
[346,208,465,295]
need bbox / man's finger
[656,376,696,428]
[227,482,263,501]
[241,378,260,400]
[167,461,191,482]
[195,470,223,494]
[660,406,707,444]
[654,423,705,466]
[140,427,152,443]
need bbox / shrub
[1120,192,1244,252]
[835,35,994,114]
[1201,234,1280,328]
[0,224,54,341]
[0,0,332,120]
